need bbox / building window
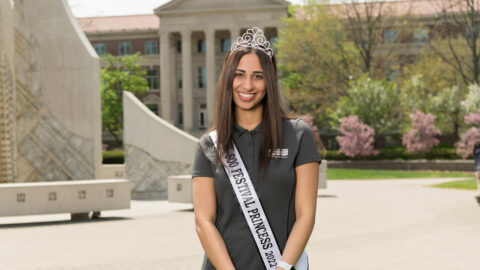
[146,103,159,115]
[176,40,182,53]
[384,29,398,44]
[221,38,231,52]
[197,39,206,53]
[145,40,158,55]
[199,109,207,129]
[178,103,183,125]
[198,66,206,88]
[413,28,428,43]
[146,68,159,89]
[269,36,278,45]
[93,43,106,55]
[178,68,182,88]
[466,24,480,40]
[119,41,132,55]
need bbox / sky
[67,0,402,18]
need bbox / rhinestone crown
[230,27,273,59]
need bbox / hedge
[103,150,124,164]
[326,146,463,161]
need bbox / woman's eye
[234,73,244,78]
[255,75,264,79]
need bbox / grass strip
[430,179,478,190]
[327,168,472,180]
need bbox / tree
[399,75,464,134]
[335,0,412,78]
[430,0,480,85]
[402,111,442,154]
[276,2,362,126]
[430,85,464,134]
[461,83,480,114]
[100,53,149,146]
[400,46,462,92]
[336,115,378,157]
[332,74,402,135]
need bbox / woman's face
[232,52,266,112]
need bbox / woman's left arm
[277,161,319,269]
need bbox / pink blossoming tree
[455,109,480,159]
[402,111,441,154]
[336,115,378,157]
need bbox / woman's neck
[235,106,263,131]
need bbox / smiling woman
[192,27,321,270]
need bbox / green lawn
[430,179,478,190]
[327,168,473,180]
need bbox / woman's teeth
[239,92,254,98]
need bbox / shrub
[102,150,125,164]
[336,115,378,157]
[455,109,480,159]
[325,146,461,160]
[402,111,441,154]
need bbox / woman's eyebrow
[235,69,264,74]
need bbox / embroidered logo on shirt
[270,148,288,159]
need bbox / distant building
[77,0,477,136]
[78,0,289,136]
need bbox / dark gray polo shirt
[193,119,321,270]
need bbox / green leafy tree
[430,85,464,135]
[276,1,362,128]
[400,46,461,91]
[461,84,480,114]
[399,75,464,135]
[100,53,149,146]
[331,74,402,135]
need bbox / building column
[160,31,172,121]
[181,30,194,131]
[206,28,216,126]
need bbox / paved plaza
[1,178,480,270]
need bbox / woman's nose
[242,77,254,91]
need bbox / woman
[192,27,321,270]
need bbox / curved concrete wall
[11,0,102,181]
[0,0,17,182]
[123,91,199,199]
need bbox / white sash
[209,130,308,270]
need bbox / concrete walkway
[1,178,479,270]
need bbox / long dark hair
[211,48,290,172]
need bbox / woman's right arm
[193,176,235,270]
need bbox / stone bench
[168,175,193,204]
[0,179,130,220]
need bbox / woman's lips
[238,91,255,102]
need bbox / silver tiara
[230,27,273,59]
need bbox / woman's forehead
[236,53,263,71]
